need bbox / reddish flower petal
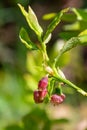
[38,76,48,90]
[33,90,47,103]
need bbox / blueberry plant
[18,4,87,105]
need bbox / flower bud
[39,90,47,99]
[45,66,54,75]
[38,76,48,90]
[33,90,43,103]
[33,90,47,103]
[51,94,64,105]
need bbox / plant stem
[54,52,62,67]
[54,75,87,96]
[41,42,49,64]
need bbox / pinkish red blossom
[51,94,65,105]
[38,76,48,90]
[33,90,47,103]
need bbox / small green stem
[41,42,49,64]
[54,75,87,96]
[53,51,63,68]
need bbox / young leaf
[42,13,56,20]
[43,33,52,44]
[43,12,76,22]
[55,34,87,64]
[54,37,80,64]
[19,28,38,50]
[57,68,66,79]
[63,21,80,31]
[18,3,28,16]
[60,37,80,54]
[18,4,43,38]
[43,8,69,41]
[27,6,43,37]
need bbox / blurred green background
[0,0,87,130]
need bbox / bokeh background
[0,0,87,130]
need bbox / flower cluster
[19,4,87,107]
[33,76,48,103]
[33,76,66,105]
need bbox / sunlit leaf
[57,68,66,79]
[19,28,38,50]
[60,37,79,54]
[79,29,87,36]
[43,8,69,41]
[63,21,87,32]
[63,21,80,31]
[28,6,43,37]
[43,12,76,22]
[18,3,27,16]
[18,4,43,38]
[78,35,87,45]
[57,34,87,61]
[42,13,56,20]
[43,33,52,44]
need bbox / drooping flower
[38,76,48,90]
[33,90,47,103]
[51,93,65,105]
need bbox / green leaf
[59,31,79,40]
[54,37,80,64]
[55,34,87,63]
[63,21,80,31]
[62,13,76,22]
[72,8,87,21]
[43,33,52,44]
[79,29,87,36]
[78,35,87,45]
[77,30,87,45]
[19,28,38,50]
[43,8,69,41]
[42,13,56,20]
[18,3,27,16]
[18,4,43,38]
[60,37,79,54]
[59,34,87,56]
[27,6,43,37]
[57,68,66,79]
[43,12,76,22]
